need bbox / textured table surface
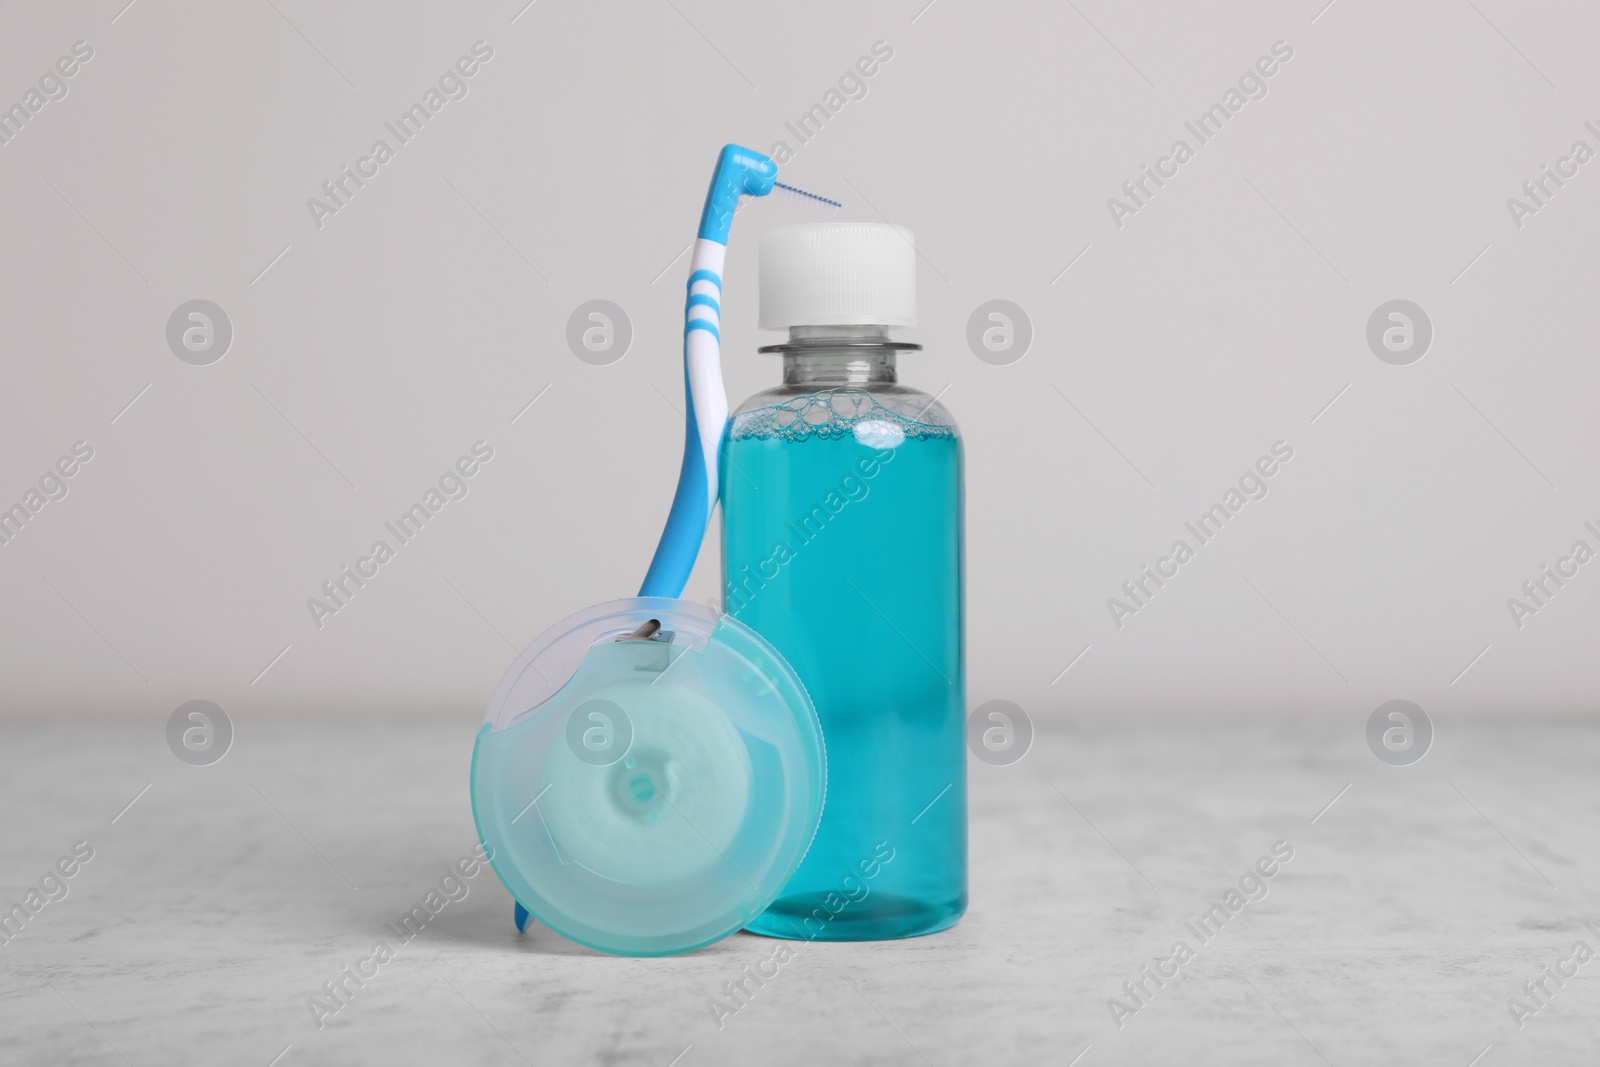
[3,711,1598,1066]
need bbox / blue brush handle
[638,145,775,600]
[516,145,776,935]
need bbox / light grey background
[6,6,1600,1067]
[1,0,1597,724]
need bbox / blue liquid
[722,402,966,940]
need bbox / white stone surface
[2,712,1598,1066]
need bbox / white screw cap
[759,223,917,329]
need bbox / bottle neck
[776,325,899,386]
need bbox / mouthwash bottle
[723,223,965,940]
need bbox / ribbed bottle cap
[759,223,917,329]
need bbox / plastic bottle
[722,223,966,940]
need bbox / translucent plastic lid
[470,597,825,956]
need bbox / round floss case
[470,597,826,956]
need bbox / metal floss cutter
[470,146,837,956]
